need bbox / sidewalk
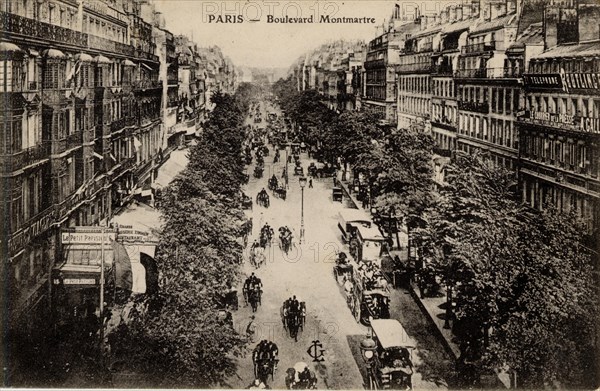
[334,172,461,361]
[335,171,510,388]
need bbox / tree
[107,88,253,387]
[415,151,597,388]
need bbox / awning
[94,55,112,64]
[124,59,136,67]
[93,152,104,159]
[62,244,115,267]
[141,63,153,71]
[74,53,93,62]
[43,48,66,59]
[0,42,25,54]
[185,106,193,114]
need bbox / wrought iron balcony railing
[0,11,87,47]
[455,68,523,78]
[0,142,50,173]
[461,41,503,54]
[458,100,489,114]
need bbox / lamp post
[299,176,307,244]
[360,335,377,390]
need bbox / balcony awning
[0,42,25,54]
[124,59,136,67]
[94,55,112,64]
[43,48,66,59]
[74,53,93,62]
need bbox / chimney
[441,9,448,24]
[472,0,480,18]
[482,3,491,20]
[421,15,428,30]
[450,6,457,22]
[507,0,516,14]
[491,3,507,19]
[457,5,464,21]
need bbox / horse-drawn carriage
[307,162,318,177]
[254,163,264,179]
[294,165,304,176]
[280,299,306,342]
[243,275,263,312]
[279,227,293,254]
[242,193,253,210]
[250,246,266,269]
[252,341,279,386]
[315,163,336,178]
[256,189,270,208]
[260,224,274,248]
[365,319,415,390]
[273,186,287,200]
[268,175,279,191]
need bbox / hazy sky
[154,0,443,69]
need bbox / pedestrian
[308,178,313,188]
[246,315,257,342]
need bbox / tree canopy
[107,86,257,387]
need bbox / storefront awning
[74,53,93,62]
[124,59,136,67]
[0,41,25,54]
[94,55,112,64]
[43,48,65,59]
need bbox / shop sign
[52,271,99,286]
[8,210,55,255]
[523,74,563,90]
[518,110,600,134]
[61,278,97,285]
[562,72,600,93]
[61,227,116,244]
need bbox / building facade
[517,0,600,230]
[0,0,237,337]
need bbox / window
[43,61,65,89]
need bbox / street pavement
[227,101,453,390]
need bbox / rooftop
[533,40,600,59]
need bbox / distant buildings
[289,0,599,231]
[0,0,238,336]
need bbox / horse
[248,289,260,313]
[287,311,301,342]
[279,234,291,254]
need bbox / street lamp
[299,176,307,244]
[360,335,377,390]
